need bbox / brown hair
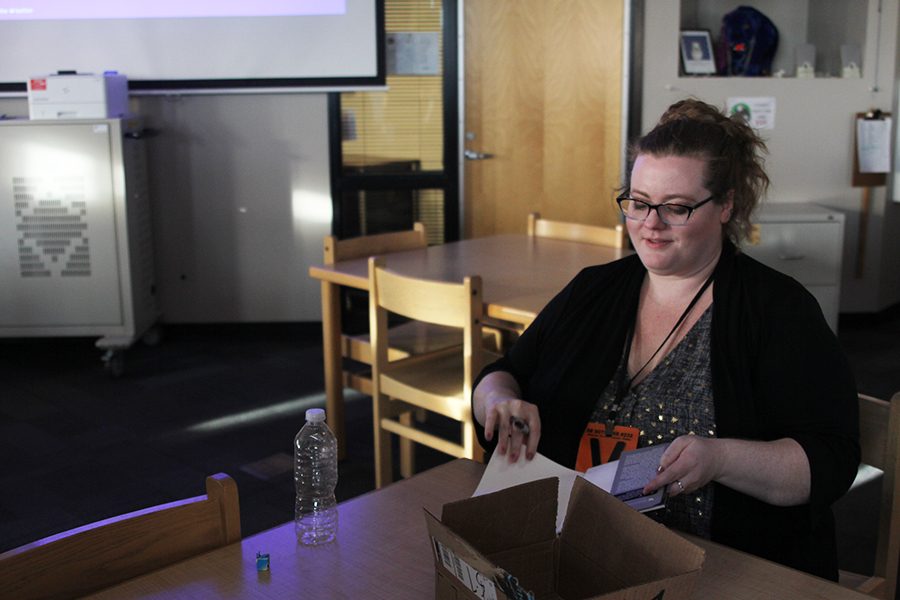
[629,98,769,245]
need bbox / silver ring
[510,416,530,436]
[675,479,685,492]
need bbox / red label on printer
[30,78,47,91]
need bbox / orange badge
[575,422,640,472]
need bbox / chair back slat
[324,223,427,264]
[859,393,889,470]
[372,263,482,330]
[0,473,240,600]
[527,212,626,248]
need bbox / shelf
[675,75,869,84]
[680,0,870,79]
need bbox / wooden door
[463,0,624,238]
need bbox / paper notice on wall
[857,117,892,173]
[386,32,440,75]
[727,96,776,130]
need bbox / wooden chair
[0,473,241,600]
[838,392,900,599]
[325,224,466,397]
[368,256,490,488]
[485,212,627,345]
[527,211,627,248]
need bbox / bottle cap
[305,408,326,423]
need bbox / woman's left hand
[641,435,811,506]
[643,436,722,497]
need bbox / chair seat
[380,351,468,421]
[342,321,462,364]
[380,349,502,422]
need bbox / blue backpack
[716,6,779,76]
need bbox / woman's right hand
[473,371,541,462]
[484,396,541,462]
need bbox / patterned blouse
[588,306,716,538]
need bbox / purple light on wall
[0,0,346,20]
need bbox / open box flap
[441,477,559,555]
[560,477,705,588]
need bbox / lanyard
[607,272,715,430]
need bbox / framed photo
[680,30,717,75]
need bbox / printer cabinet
[0,118,159,358]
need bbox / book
[609,444,669,513]
[474,443,669,531]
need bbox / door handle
[464,149,495,160]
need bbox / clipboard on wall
[852,110,890,187]
[851,110,890,277]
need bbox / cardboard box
[425,477,705,600]
[28,72,129,120]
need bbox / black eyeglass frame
[615,193,716,226]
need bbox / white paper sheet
[857,117,892,173]
[473,447,617,532]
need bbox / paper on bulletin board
[386,32,440,75]
[727,97,776,130]
[857,117,892,173]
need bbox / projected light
[181,391,366,435]
[292,189,333,226]
[0,0,383,93]
[0,1,347,21]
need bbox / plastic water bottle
[294,408,338,545]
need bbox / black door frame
[327,0,459,242]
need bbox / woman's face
[626,153,732,279]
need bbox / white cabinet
[743,203,844,332]
[0,118,159,368]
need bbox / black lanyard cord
[608,272,716,429]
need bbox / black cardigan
[473,242,860,580]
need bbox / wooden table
[86,459,868,599]
[308,234,630,457]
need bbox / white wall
[0,93,331,323]
[643,0,900,313]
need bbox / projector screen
[0,0,384,94]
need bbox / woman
[472,99,859,580]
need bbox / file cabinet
[743,203,844,332]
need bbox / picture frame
[680,30,717,75]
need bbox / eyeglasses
[616,193,716,226]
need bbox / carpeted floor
[1,309,898,587]
[0,323,454,554]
